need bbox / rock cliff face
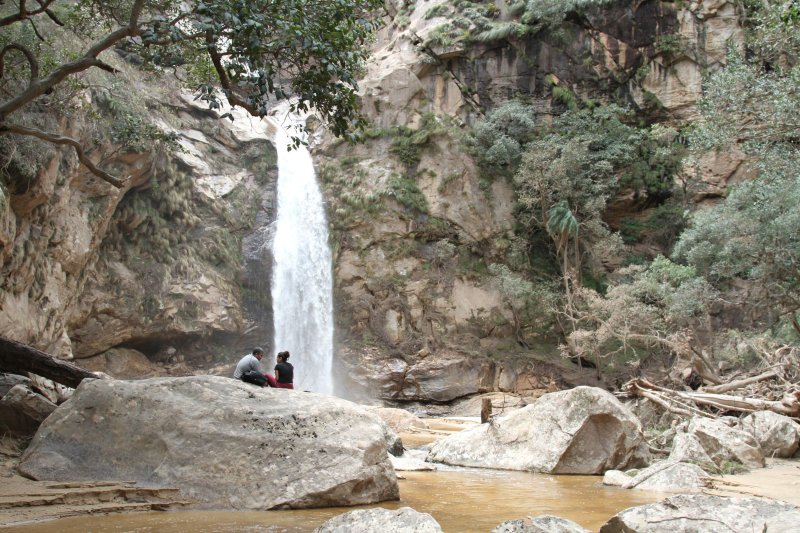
[318,0,744,400]
[1,1,745,401]
[0,67,278,366]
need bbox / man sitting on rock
[233,347,267,387]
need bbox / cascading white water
[269,117,334,395]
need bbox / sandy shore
[706,457,800,505]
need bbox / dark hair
[253,347,265,356]
[278,350,290,361]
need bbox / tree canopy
[0,0,381,186]
[676,0,800,335]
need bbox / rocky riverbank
[3,377,800,531]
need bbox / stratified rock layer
[18,376,398,509]
[426,386,648,474]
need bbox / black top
[275,362,293,384]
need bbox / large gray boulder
[492,515,590,533]
[669,417,764,470]
[739,410,800,458]
[313,507,443,533]
[426,387,648,474]
[18,376,399,509]
[0,383,58,437]
[599,494,800,532]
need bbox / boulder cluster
[3,375,799,532]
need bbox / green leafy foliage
[469,100,537,177]
[0,0,383,181]
[389,113,448,168]
[654,34,685,56]
[567,256,717,370]
[515,106,683,242]
[514,104,681,279]
[745,0,800,67]
[385,174,428,213]
[689,56,800,153]
[677,0,800,333]
[319,162,382,237]
[674,156,800,324]
[522,0,616,29]
[619,203,687,248]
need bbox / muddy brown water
[9,468,668,532]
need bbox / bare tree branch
[702,370,779,394]
[0,122,128,188]
[0,0,146,119]
[0,0,57,27]
[37,0,65,26]
[0,43,40,85]
[28,17,47,42]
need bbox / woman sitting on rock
[264,351,294,389]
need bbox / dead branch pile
[623,344,800,420]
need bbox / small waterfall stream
[268,117,334,395]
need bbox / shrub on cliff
[468,100,537,178]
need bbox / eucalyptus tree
[0,0,381,186]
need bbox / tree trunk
[0,336,96,388]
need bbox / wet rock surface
[426,387,649,474]
[18,376,399,509]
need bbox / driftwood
[687,390,800,415]
[625,378,800,418]
[0,335,96,388]
[703,370,779,394]
[625,379,714,418]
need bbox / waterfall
[268,116,334,395]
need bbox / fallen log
[625,379,713,418]
[625,378,800,418]
[702,370,779,394]
[687,389,799,416]
[0,336,96,388]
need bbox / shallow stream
[11,467,667,532]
